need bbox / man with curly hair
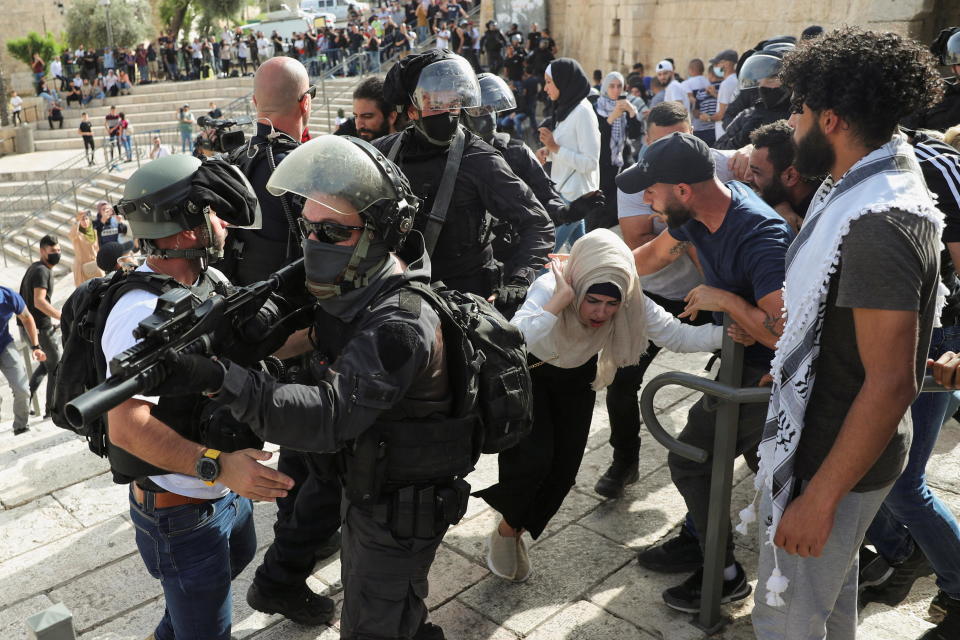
[750,27,945,640]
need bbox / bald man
[220,57,340,627]
[220,56,312,285]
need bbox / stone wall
[538,0,960,78]
[0,0,77,93]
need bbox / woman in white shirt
[536,58,601,251]
[476,229,723,582]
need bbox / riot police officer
[714,45,793,150]
[904,27,960,131]
[105,155,295,640]
[375,50,554,313]
[150,135,474,640]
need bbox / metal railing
[638,315,951,633]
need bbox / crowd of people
[6,10,960,640]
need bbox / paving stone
[52,472,129,528]
[49,553,162,632]
[78,597,165,639]
[0,593,55,640]
[0,437,110,507]
[928,421,960,496]
[425,545,488,609]
[0,515,136,608]
[232,547,288,638]
[588,540,758,640]
[248,619,340,639]
[458,524,634,635]
[0,495,83,563]
[575,439,668,500]
[526,599,654,640]
[428,599,519,639]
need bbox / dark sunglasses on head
[298,218,365,243]
[299,85,318,102]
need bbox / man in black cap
[375,50,553,314]
[619,131,793,613]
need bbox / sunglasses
[298,218,365,243]
[299,85,318,102]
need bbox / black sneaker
[637,526,703,573]
[413,621,446,640]
[246,581,335,626]
[919,591,960,639]
[860,542,931,607]
[594,460,640,499]
[662,562,752,613]
[859,546,893,590]
[13,425,29,436]
[315,530,341,562]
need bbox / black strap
[423,128,466,255]
[387,132,404,162]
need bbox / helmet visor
[411,57,481,114]
[465,73,517,116]
[266,135,395,216]
[738,54,783,90]
[946,32,960,66]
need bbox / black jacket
[372,126,553,295]
[714,102,790,150]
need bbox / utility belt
[365,478,471,539]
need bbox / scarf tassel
[763,525,790,607]
[734,489,760,536]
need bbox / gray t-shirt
[796,210,940,491]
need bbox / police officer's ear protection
[345,136,420,251]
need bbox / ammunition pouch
[370,478,471,539]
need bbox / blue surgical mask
[713,65,725,78]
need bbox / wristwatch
[31,344,40,350]
[195,448,222,485]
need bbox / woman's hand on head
[548,257,575,308]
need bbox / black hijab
[547,58,591,125]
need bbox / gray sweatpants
[752,483,890,640]
[0,342,30,432]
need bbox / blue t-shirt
[668,181,793,365]
[0,286,26,353]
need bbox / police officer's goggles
[298,218,366,243]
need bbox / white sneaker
[514,534,531,582]
[486,527,517,580]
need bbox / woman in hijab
[69,209,103,286]
[536,58,601,251]
[476,228,724,582]
[592,71,641,230]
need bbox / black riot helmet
[946,30,960,66]
[266,135,418,252]
[739,46,793,110]
[383,50,481,146]
[462,72,517,143]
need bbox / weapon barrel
[65,364,165,429]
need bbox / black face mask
[45,252,62,266]
[462,112,496,143]
[759,86,789,110]
[414,112,460,146]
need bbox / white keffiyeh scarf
[750,135,944,606]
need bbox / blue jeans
[866,324,960,598]
[180,130,192,153]
[0,343,29,432]
[129,490,256,640]
[554,220,585,252]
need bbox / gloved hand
[556,190,606,225]
[221,295,300,366]
[149,350,226,397]
[489,278,530,315]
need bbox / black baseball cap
[96,240,134,272]
[616,132,715,194]
[709,49,739,64]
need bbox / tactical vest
[105,269,262,485]
[310,280,479,507]
[220,136,303,286]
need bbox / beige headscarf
[532,228,648,390]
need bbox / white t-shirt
[663,79,688,110]
[11,95,22,112]
[681,75,709,99]
[50,60,63,77]
[101,264,229,499]
[436,29,450,49]
[716,74,739,138]
[237,41,250,58]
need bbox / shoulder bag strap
[423,127,466,255]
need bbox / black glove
[556,190,606,225]
[149,351,226,397]
[492,278,529,316]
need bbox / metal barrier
[638,314,951,632]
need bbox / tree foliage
[6,32,64,67]
[65,0,152,49]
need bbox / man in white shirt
[436,23,451,49]
[681,59,710,112]
[657,60,688,111]
[50,58,64,92]
[709,49,739,138]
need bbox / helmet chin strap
[142,216,221,271]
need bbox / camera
[195,115,253,156]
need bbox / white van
[300,0,368,23]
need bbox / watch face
[197,456,219,482]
